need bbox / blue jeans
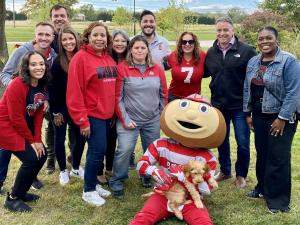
[84,117,110,192]
[0,149,12,183]
[218,109,250,178]
[109,117,160,192]
[53,107,86,171]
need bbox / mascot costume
[130,94,226,225]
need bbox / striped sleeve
[136,140,160,176]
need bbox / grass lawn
[0,74,299,225]
[1,21,300,225]
[5,21,216,42]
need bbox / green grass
[0,74,299,225]
[4,21,216,42]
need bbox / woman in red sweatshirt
[0,51,48,212]
[67,22,116,206]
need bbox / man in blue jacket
[204,16,256,188]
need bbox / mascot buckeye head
[160,94,226,148]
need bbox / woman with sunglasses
[166,31,206,102]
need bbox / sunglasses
[181,40,195,45]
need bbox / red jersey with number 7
[168,50,206,98]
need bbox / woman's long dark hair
[175,31,201,65]
[18,51,48,87]
[58,25,80,73]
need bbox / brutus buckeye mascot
[130,94,226,225]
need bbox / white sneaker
[70,167,84,179]
[82,191,105,206]
[59,169,70,186]
[96,184,111,198]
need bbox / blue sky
[6,0,261,13]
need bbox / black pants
[252,101,297,209]
[98,123,117,175]
[11,143,47,198]
[45,112,55,164]
[53,108,86,171]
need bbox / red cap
[185,94,211,106]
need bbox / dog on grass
[143,160,218,220]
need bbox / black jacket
[204,37,256,110]
[49,57,68,114]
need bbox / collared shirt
[140,32,171,69]
[217,36,235,58]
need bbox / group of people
[0,3,299,224]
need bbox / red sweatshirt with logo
[67,44,117,129]
[0,77,44,151]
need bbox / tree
[0,0,8,95]
[21,0,78,21]
[112,7,132,26]
[260,0,300,31]
[96,9,113,22]
[156,5,185,37]
[6,10,27,20]
[237,11,300,58]
[227,7,247,23]
[78,4,96,21]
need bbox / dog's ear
[203,164,210,174]
[183,163,191,177]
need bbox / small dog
[143,160,218,220]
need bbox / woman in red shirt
[0,51,48,212]
[167,31,206,102]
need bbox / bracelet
[53,112,62,117]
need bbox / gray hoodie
[0,42,57,87]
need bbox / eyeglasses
[181,40,195,45]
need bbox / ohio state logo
[26,93,45,116]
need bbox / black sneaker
[45,159,55,175]
[113,190,124,200]
[246,190,264,199]
[4,193,32,212]
[31,178,44,190]
[141,176,153,188]
[268,207,280,214]
[21,193,40,202]
[267,207,290,214]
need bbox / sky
[6,0,261,13]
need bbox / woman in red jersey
[167,31,206,102]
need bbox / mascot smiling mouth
[178,121,202,129]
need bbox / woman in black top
[49,25,86,186]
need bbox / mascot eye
[199,104,209,113]
[179,100,189,109]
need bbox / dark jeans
[84,117,110,192]
[252,101,296,209]
[98,122,117,175]
[0,149,12,183]
[53,107,86,171]
[44,112,55,165]
[217,109,250,178]
[9,143,47,198]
